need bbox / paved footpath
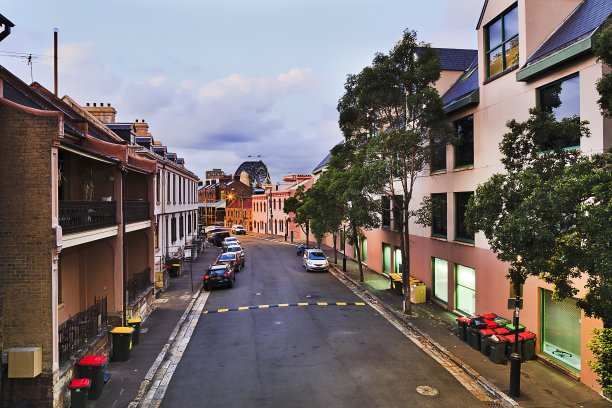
[93,243,221,408]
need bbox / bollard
[342,257,346,271]
[509,352,521,397]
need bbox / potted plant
[81,168,97,201]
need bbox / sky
[0,0,484,181]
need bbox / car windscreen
[209,267,227,274]
[227,246,241,252]
[225,238,238,242]
[219,253,236,261]
[308,252,326,260]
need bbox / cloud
[21,40,334,180]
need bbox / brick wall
[0,103,58,407]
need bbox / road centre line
[203,302,366,314]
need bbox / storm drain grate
[484,402,503,407]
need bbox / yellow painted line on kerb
[203,302,367,314]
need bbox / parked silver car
[302,249,329,272]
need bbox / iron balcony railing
[58,296,107,364]
[59,201,116,234]
[125,200,150,223]
[127,267,152,303]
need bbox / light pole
[342,224,347,271]
[268,189,273,239]
[509,255,524,397]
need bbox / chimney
[134,120,151,137]
[84,102,117,123]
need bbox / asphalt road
[160,236,484,408]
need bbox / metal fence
[127,267,152,303]
[59,201,116,234]
[58,296,107,364]
[125,200,150,223]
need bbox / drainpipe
[122,168,127,325]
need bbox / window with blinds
[541,289,581,371]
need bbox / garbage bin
[493,327,511,336]
[494,317,511,327]
[165,258,181,277]
[519,331,537,360]
[77,355,108,400]
[504,334,522,356]
[68,378,91,408]
[483,319,498,329]
[479,328,496,356]
[110,327,134,362]
[489,335,508,364]
[467,326,481,350]
[127,318,142,346]
[482,313,497,320]
[456,317,470,341]
[505,323,525,334]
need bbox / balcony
[59,201,117,234]
[125,200,150,223]
[58,296,108,364]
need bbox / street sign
[507,298,523,309]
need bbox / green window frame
[432,258,448,304]
[361,237,368,264]
[431,193,447,239]
[455,192,474,243]
[454,114,474,169]
[382,243,392,275]
[540,289,582,372]
[455,264,475,315]
[394,248,402,273]
[537,74,580,150]
[485,4,519,78]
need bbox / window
[382,244,392,274]
[178,177,182,204]
[541,289,581,371]
[538,74,580,149]
[155,222,159,248]
[171,217,177,243]
[381,196,391,229]
[180,215,184,239]
[361,238,368,264]
[455,264,475,315]
[156,171,160,203]
[455,192,474,243]
[167,173,171,204]
[432,258,448,304]
[392,195,403,232]
[430,141,446,173]
[431,193,447,239]
[454,115,474,168]
[173,175,176,203]
[486,4,519,78]
[394,248,402,273]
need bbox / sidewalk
[255,233,610,408]
[92,242,222,408]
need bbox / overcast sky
[1,0,483,181]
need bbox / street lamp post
[509,255,523,397]
[268,189,273,239]
[342,224,347,271]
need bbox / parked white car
[231,224,246,235]
[302,249,329,272]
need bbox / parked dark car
[216,251,244,271]
[213,231,231,247]
[203,263,235,290]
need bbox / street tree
[284,185,311,247]
[338,29,454,312]
[593,19,612,118]
[302,170,345,262]
[325,141,380,282]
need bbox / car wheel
[228,279,234,288]
[204,284,210,291]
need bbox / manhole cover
[416,385,438,396]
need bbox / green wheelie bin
[127,318,142,346]
[68,378,91,407]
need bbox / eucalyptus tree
[284,185,311,247]
[338,29,454,312]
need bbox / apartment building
[333,0,611,393]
